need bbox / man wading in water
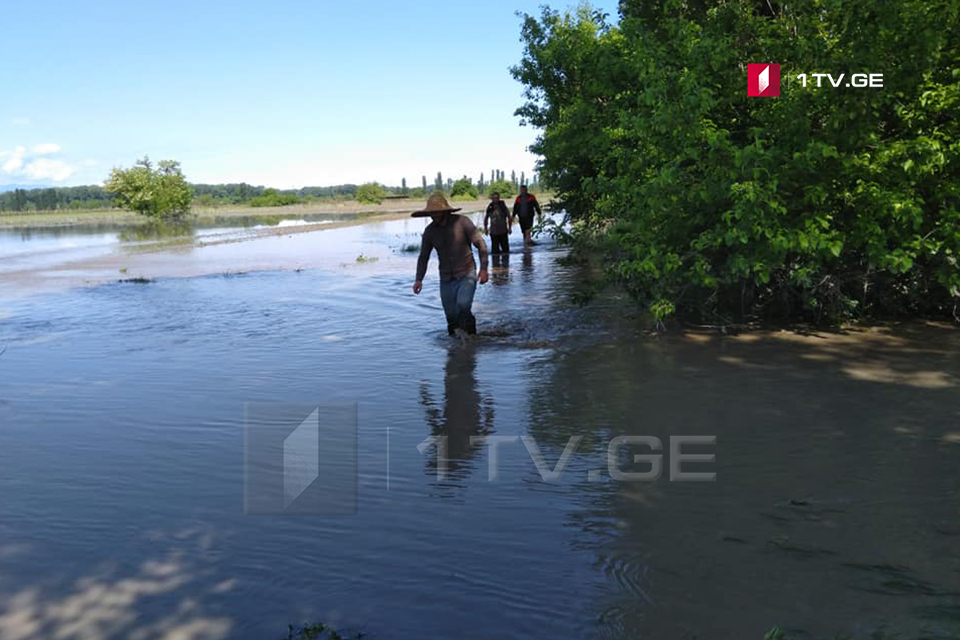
[412,193,489,336]
[483,191,513,255]
[513,184,542,247]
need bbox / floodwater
[0,217,958,640]
[0,214,354,279]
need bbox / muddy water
[0,218,958,640]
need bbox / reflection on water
[490,253,510,286]
[118,219,196,242]
[419,344,495,481]
[0,229,958,640]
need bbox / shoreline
[0,197,492,230]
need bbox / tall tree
[422,175,428,191]
[514,0,960,322]
[401,177,408,195]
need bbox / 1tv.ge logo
[748,63,780,97]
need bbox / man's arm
[483,205,491,234]
[413,231,433,293]
[532,195,542,218]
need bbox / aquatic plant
[283,621,363,640]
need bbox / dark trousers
[490,233,510,254]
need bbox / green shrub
[249,189,304,207]
[450,177,479,200]
[104,157,192,218]
[486,179,516,199]
[356,183,387,204]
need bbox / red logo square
[748,63,780,97]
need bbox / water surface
[0,219,958,640]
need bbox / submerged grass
[283,622,363,640]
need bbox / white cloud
[10,118,30,126]
[23,158,75,182]
[33,143,61,155]
[0,144,75,183]
[0,146,26,173]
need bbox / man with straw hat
[412,193,489,336]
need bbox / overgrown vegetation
[513,0,960,324]
[486,178,517,199]
[104,156,192,219]
[356,182,387,204]
[450,176,480,200]
[249,188,305,207]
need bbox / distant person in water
[412,193,489,336]
[483,191,513,255]
[513,185,542,247]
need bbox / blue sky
[0,0,619,189]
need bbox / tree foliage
[450,176,479,200]
[486,179,517,199]
[356,182,387,204]
[513,0,960,323]
[249,188,304,207]
[104,157,192,218]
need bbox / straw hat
[411,193,462,217]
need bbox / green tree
[422,175,428,192]
[356,182,387,204]
[104,156,192,218]
[514,1,960,323]
[450,176,479,200]
[401,177,408,195]
[487,178,517,199]
[435,171,444,192]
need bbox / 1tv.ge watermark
[418,434,717,482]
[748,63,883,96]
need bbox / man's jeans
[439,274,478,334]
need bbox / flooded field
[0,217,958,640]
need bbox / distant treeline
[0,183,361,212]
[0,171,541,212]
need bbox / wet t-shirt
[485,201,511,236]
[416,214,489,281]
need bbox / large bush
[104,157,192,218]
[486,179,517,199]
[356,182,387,204]
[514,0,960,322]
[450,177,479,200]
